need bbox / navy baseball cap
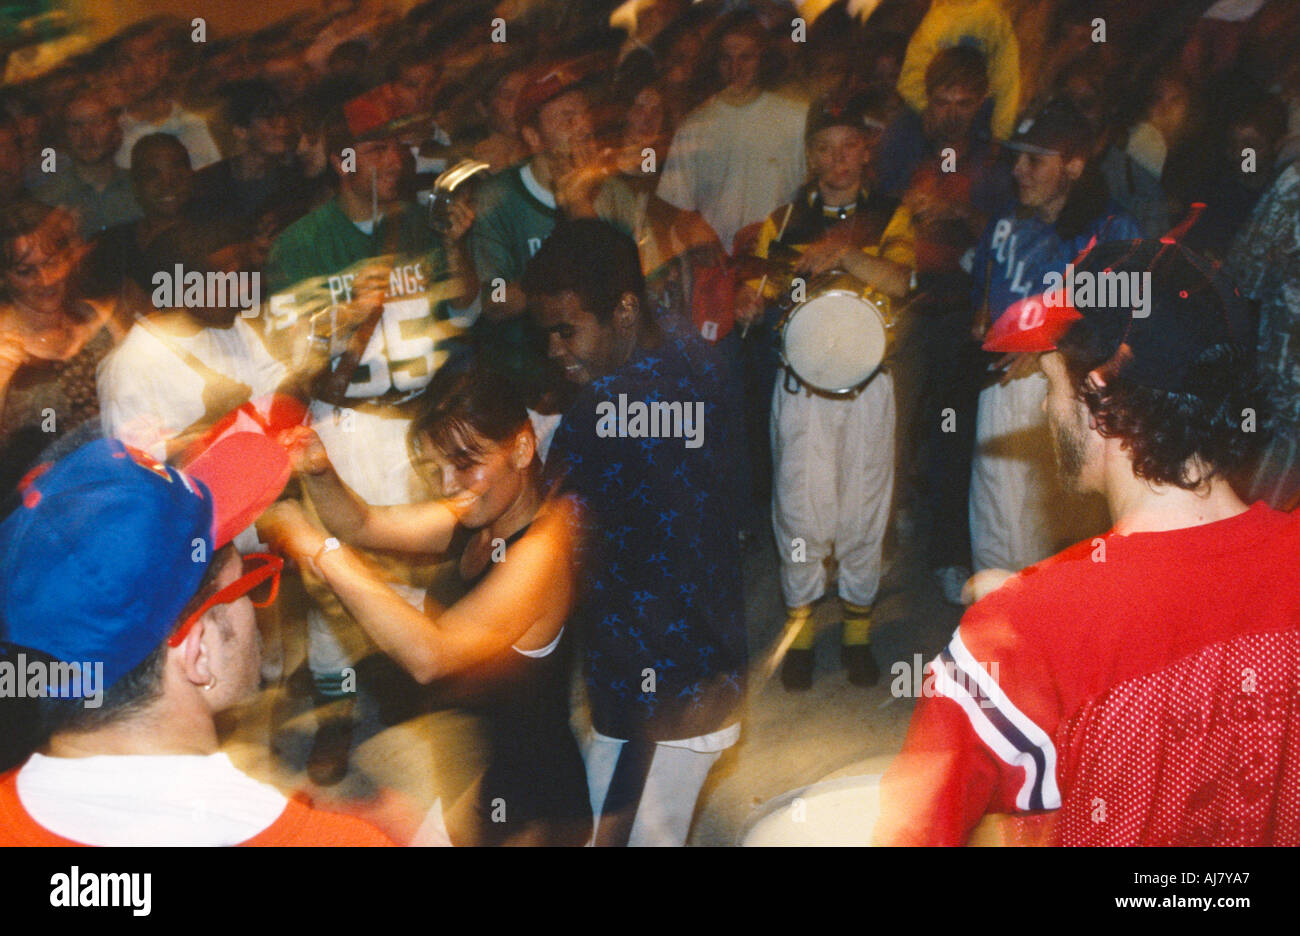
[0,433,291,690]
[1003,99,1093,158]
[805,91,886,143]
[983,239,1255,393]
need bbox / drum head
[782,290,887,393]
[740,775,882,846]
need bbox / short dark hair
[522,218,646,324]
[129,132,189,174]
[708,10,784,90]
[410,363,531,465]
[223,79,285,129]
[390,44,439,82]
[0,198,73,275]
[1057,330,1272,490]
[925,46,990,98]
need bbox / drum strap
[781,363,877,400]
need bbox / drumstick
[760,611,812,686]
[740,202,795,339]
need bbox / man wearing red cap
[263,104,478,784]
[0,437,394,845]
[876,240,1300,846]
[468,64,638,394]
[968,101,1142,576]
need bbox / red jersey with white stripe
[876,502,1300,846]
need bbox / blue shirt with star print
[545,316,747,742]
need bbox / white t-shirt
[98,316,287,462]
[1202,0,1267,22]
[656,91,808,252]
[116,102,223,170]
[16,752,288,846]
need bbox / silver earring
[203,675,217,691]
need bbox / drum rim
[737,773,884,846]
[779,291,889,394]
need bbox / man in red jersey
[876,238,1300,846]
[0,435,394,846]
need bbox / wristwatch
[308,536,342,576]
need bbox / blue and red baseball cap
[0,429,293,691]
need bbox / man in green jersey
[264,109,478,784]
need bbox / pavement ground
[221,501,965,845]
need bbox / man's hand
[342,263,391,329]
[442,198,475,244]
[282,425,331,476]
[904,186,945,228]
[794,239,848,276]
[553,140,609,218]
[961,568,1016,605]
[257,500,327,566]
[734,284,763,327]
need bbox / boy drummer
[736,91,915,690]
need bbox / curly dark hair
[1057,332,1274,490]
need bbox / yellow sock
[786,605,816,650]
[842,601,872,646]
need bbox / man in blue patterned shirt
[527,219,746,846]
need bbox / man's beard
[1051,411,1089,488]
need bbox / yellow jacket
[896,0,1021,140]
[747,198,916,300]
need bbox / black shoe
[781,648,814,691]
[306,715,353,786]
[842,644,879,687]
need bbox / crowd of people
[0,0,1299,847]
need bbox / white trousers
[770,371,896,609]
[584,731,725,847]
[969,372,1107,572]
[306,401,428,674]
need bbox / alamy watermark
[595,394,705,449]
[0,653,104,708]
[890,653,1000,708]
[50,866,151,916]
[1042,263,1151,318]
[151,263,261,316]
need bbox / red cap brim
[982,292,1084,353]
[185,394,309,456]
[176,394,305,547]
[184,431,292,547]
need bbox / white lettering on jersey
[327,273,356,304]
[1009,260,1032,297]
[382,296,437,392]
[990,219,1013,260]
[387,263,425,297]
